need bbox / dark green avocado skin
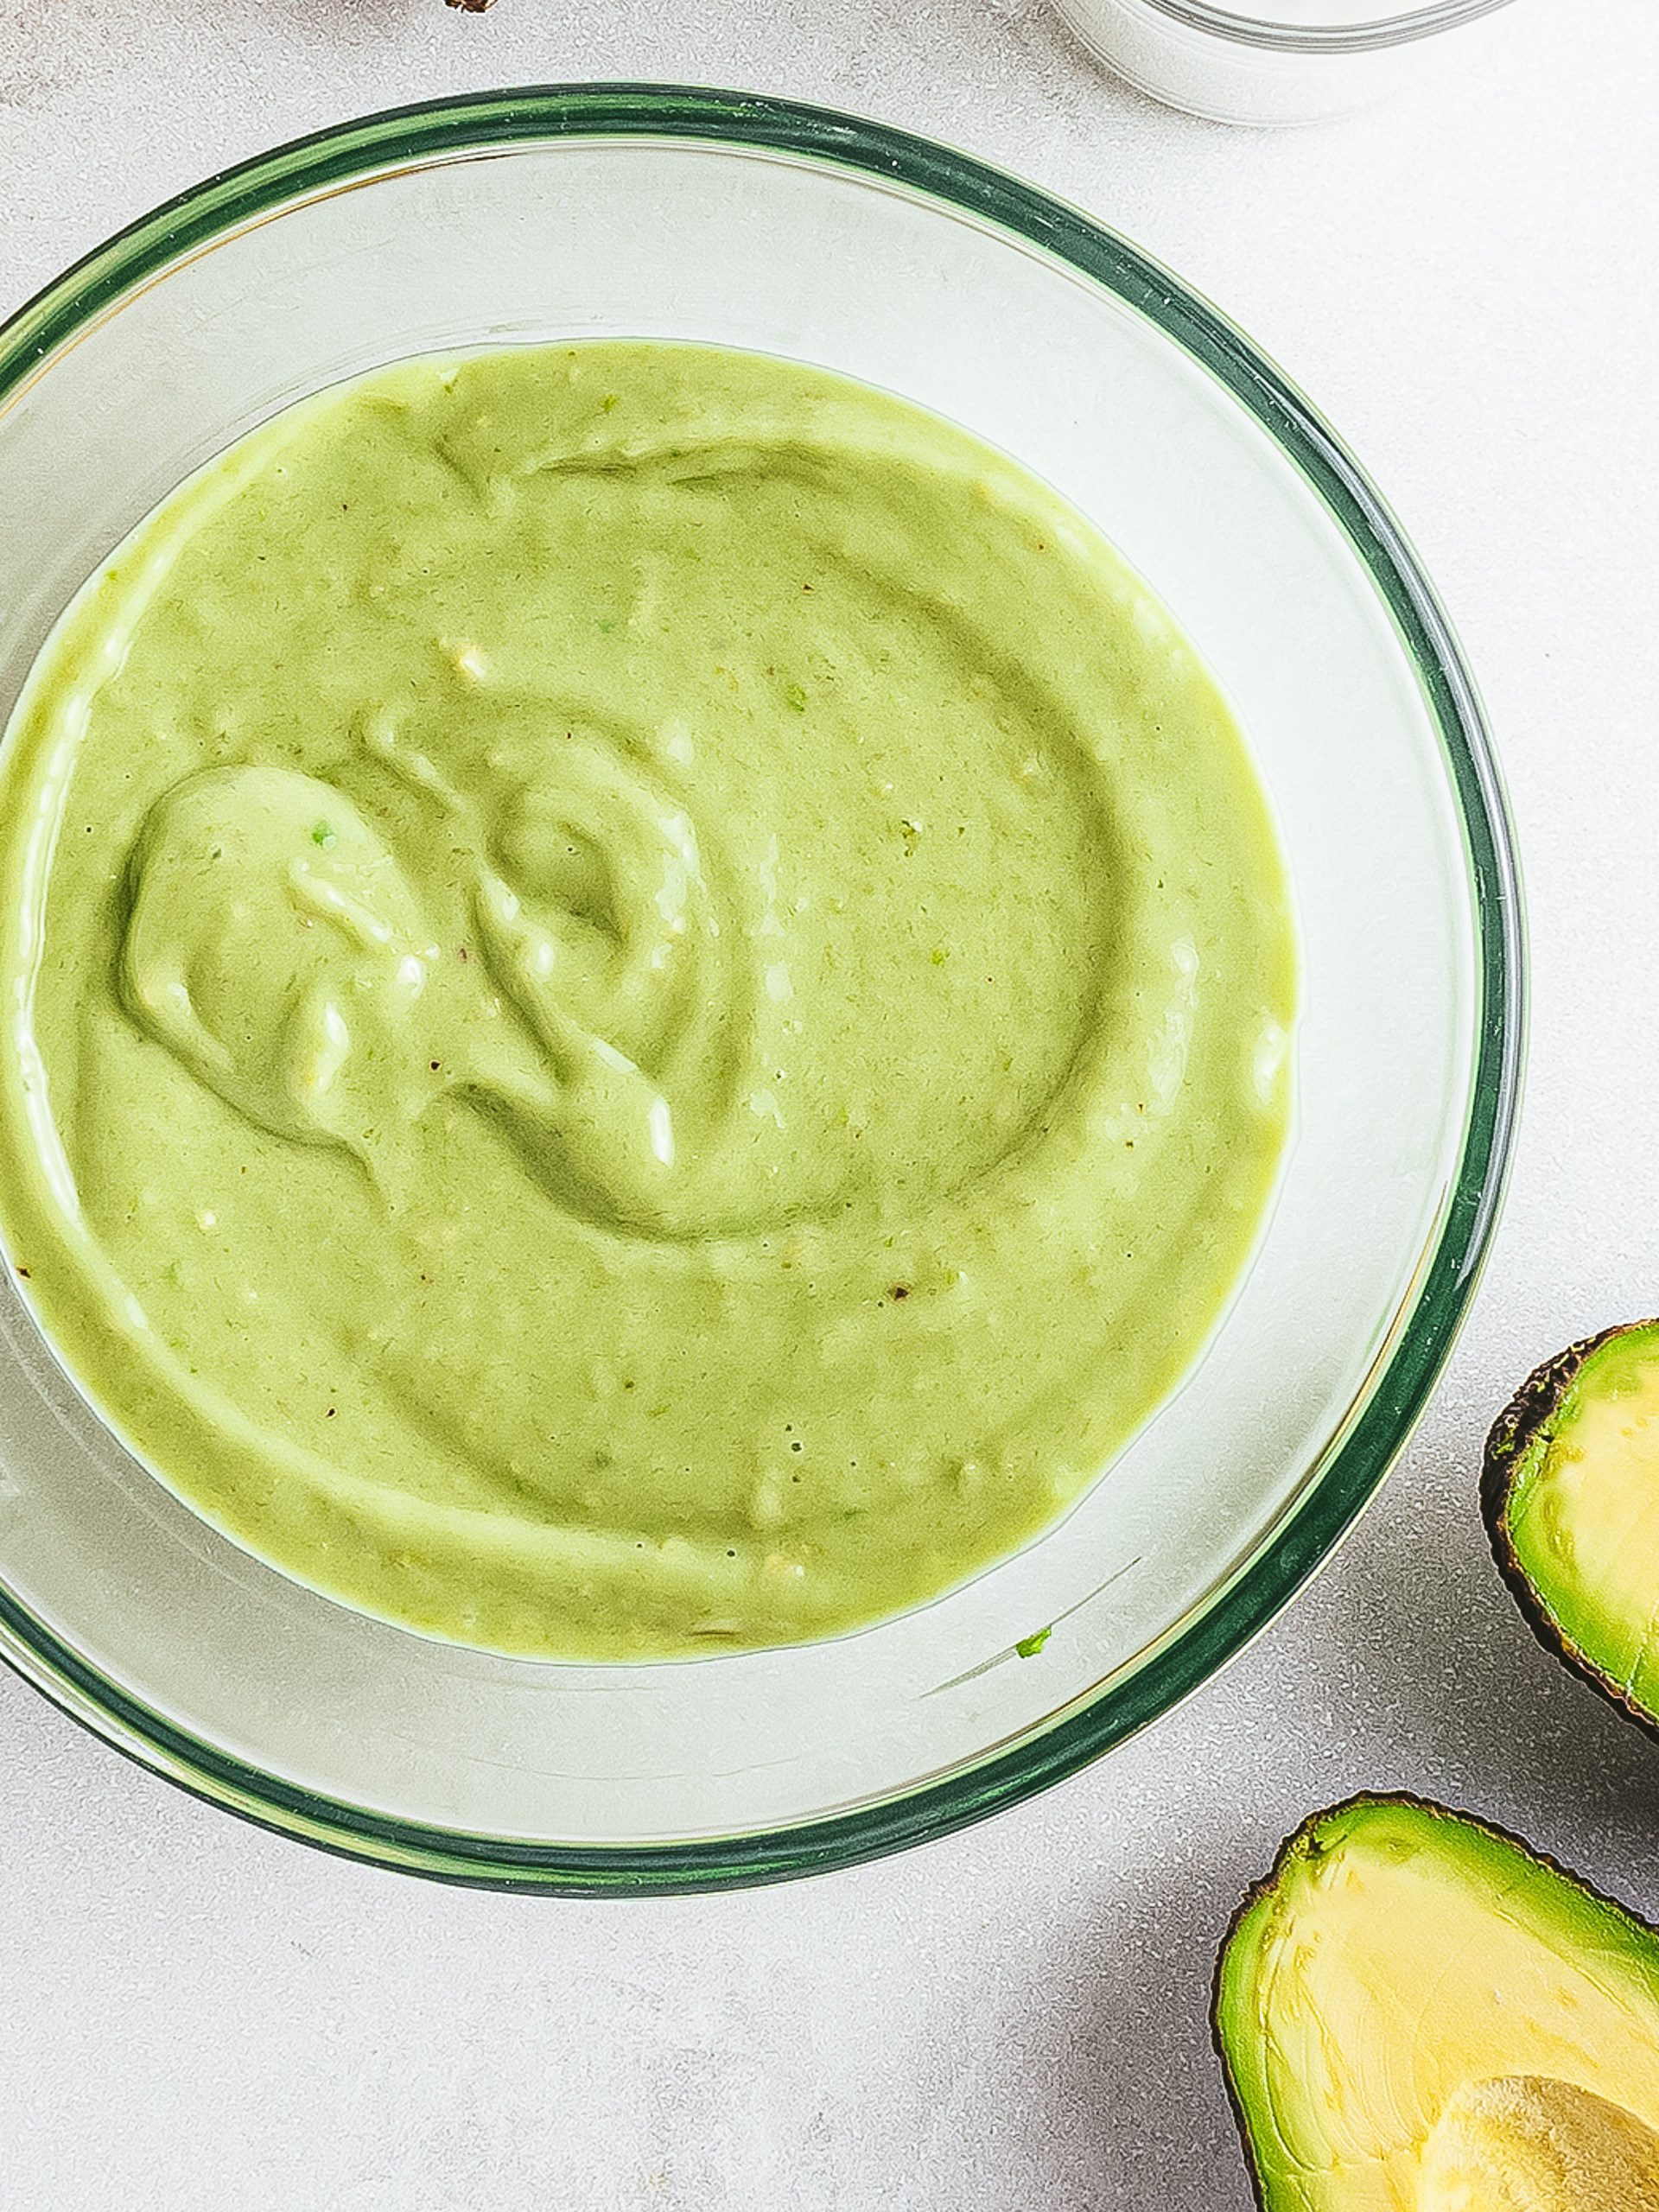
[1481,1320,1659,1747]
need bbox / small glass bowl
[0,86,1522,1891]
[1052,0,1522,124]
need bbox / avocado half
[1214,1795,1659,2210]
[1483,1320,1659,1738]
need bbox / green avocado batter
[0,343,1294,1659]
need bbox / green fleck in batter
[0,342,1295,1660]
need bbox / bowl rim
[0,82,1524,1895]
[1090,0,1518,57]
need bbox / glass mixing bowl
[1051,0,1523,126]
[0,86,1522,1891]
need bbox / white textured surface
[2,3,1657,2205]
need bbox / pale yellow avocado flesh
[1490,1323,1659,1719]
[1217,1797,1659,2212]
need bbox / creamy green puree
[0,343,1294,1659]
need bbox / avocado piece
[1484,1320,1659,1738]
[1214,1795,1659,2210]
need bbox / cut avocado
[1484,1320,1659,1738]
[1214,1795,1659,2210]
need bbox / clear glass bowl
[0,86,1522,1892]
[1051,0,1522,124]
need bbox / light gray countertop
[3,3,1657,2205]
